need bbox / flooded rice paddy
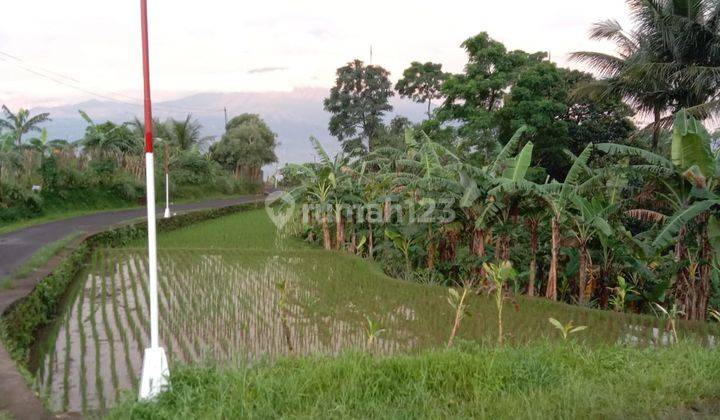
[32,211,720,415]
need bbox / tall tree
[209,113,277,181]
[395,61,447,117]
[0,105,51,146]
[571,0,720,150]
[439,33,540,137]
[323,59,394,154]
[495,61,570,179]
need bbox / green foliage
[323,59,394,153]
[209,113,277,176]
[107,343,720,419]
[395,61,447,116]
[548,318,587,340]
[0,105,51,146]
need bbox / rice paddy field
[32,209,720,415]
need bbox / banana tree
[285,139,346,249]
[534,145,597,301]
[568,195,613,303]
[459,126,529,269]
[385,225,422,275]
[597,110,720,319]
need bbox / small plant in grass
[483,261,517,346]
[548,318,587,341]
[364,316,386,348]
[276,280,293,353]
[653,302,684,344]
[447,282,472,348]
[609,275,635,312]
[354,235,367,256]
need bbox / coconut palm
[0,105,51,147]
[570,0,720,150]
[165,115,211,151]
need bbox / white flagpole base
[164,172,171,219]
[138,347,169,400]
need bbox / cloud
[247,66,289,74]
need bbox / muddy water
[35,249,410,414]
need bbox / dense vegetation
[0,109,276,223]
[285,0,720,323]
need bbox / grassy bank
[107,342,719,419]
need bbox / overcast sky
[1,0,633,108]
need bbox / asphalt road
[0,195,265,279]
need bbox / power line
[0,49,224,114]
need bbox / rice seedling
[76,273,88,414]
[99,254,120,402]
[88,256,105,412]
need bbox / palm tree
[0,105,51,146]
[166,115,209,151]
[570,0,720,150]
[80,111,139,156]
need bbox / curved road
[0,194,265,419]
[0,195,265,279]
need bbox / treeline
[0,107,277,222]
[283,0,720,322]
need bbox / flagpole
[138,0,169,400]
[164,140,171,218]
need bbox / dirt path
[0,194,265,419]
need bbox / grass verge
[107,342,720,419]
[0,192,258,236]
[1,232,82,290]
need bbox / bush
[0,183,43,222]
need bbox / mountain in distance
[30,87,429,171]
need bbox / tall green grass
[107,342,720,419]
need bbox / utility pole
[369,45,373,64]
[138,0,169,400]
[224,107,228,129]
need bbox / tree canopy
[323,59,394,154]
